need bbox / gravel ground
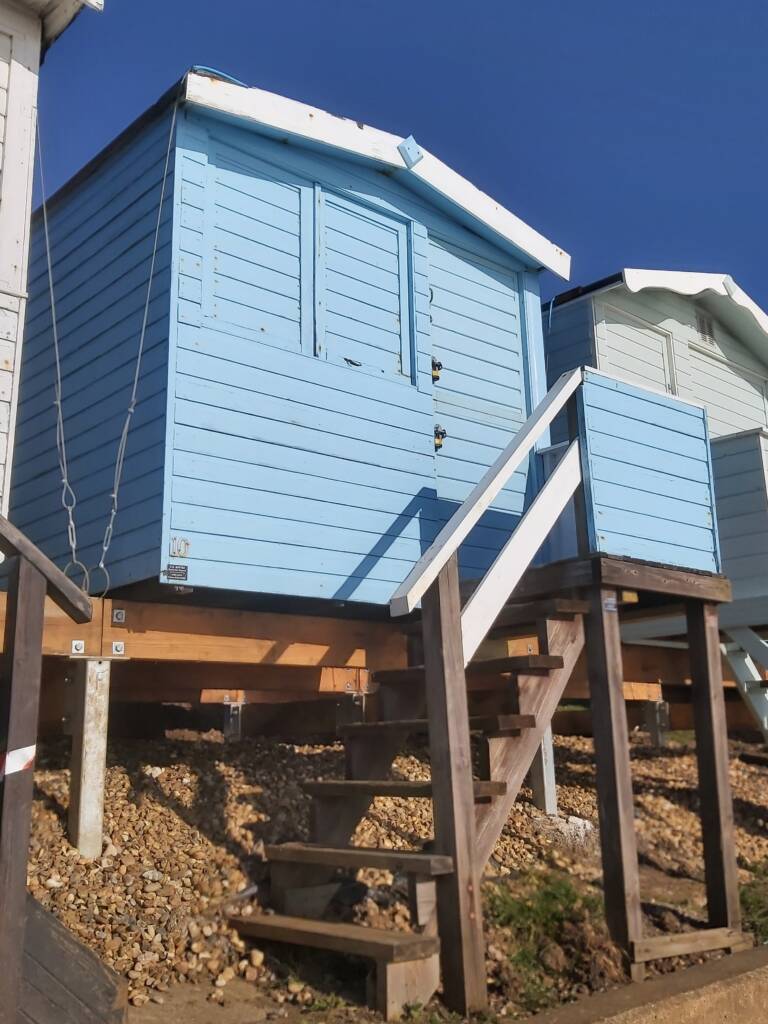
[26,730,768,1020]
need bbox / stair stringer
[475,614,585,866]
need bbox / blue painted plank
[174,373,431,456]
[588,432,711,483]
[583,407,709,461]
[173,399,432,477]
[591,480,714,530]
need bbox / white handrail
[389,367,584,616]
[460,440,582,663]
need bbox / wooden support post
[0,557,46,1024]
[528,726,558,816]
[421,554,487,1015]
[686,601,741,930]
[69,659,111,859]
[585,585,644,978]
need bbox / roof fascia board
[183,72,571,279]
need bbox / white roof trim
[183,72,571,279]
[621,269,768,365]
[15,0,103,47]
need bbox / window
[314,190,413,382]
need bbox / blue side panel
[429,236,531,578]
[164,109,532,604]
[579,370,721,573]
[10,111,174,589]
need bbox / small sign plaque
[166,564,189,581]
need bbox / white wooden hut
[0,0,102,514]
[543,268,768,738]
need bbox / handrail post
[0,556,47,1024]
[422,554,487,1014]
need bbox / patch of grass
[484,870,609,1014]
[486,870,601,939]
[741,863,768,943]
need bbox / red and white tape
[0,745,36,781]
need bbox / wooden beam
[585,585,644,964]
[515,555,731,604]
[0,593,103,657]
[474,615,585,864]
[0,558,47,1024]
[686,601,741,930]
[0,515,92,624]
[421,554,487,1015]
[102,599,404,668]
[631,927,747,963]
[108,662,366,703]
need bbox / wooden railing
[389,367,585,661]
[0,515,92,1024]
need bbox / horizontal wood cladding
[711,431,768,599]
[164,109,530,604]
[579,371,721,573]
[10,110,175,589]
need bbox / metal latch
[434,424,447,451]
[432,357,443,382]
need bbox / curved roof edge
[549,268,768,365]
[183,72,571,279]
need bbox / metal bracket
[71,640,85,655]
[398,135,424,169]
[111,641,126,657]
[112,608,126,625]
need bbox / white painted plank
[460,440,581,663]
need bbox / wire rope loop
[63,560,91,594]
[90,563,111,600]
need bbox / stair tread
[373,654,563,685]
[266,842,454,875]
[339,714,536,737]
[230,912,440,963]
[489,598,590,635]
[303,779,506,798]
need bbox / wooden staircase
[229,591,586,1019]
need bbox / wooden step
[302,779,506,799]
[373,654,563,686]
[488,598,590,636]
[339,713,536,737]
[266,842,453,875]
[230,912,440,964]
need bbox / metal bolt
[112,608,126,625]
[112,641,125,656]
[71,640,85,655]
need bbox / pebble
[25,732,768,1017]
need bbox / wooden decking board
[339,714,536,737]
[373,654,562,686]
[303,780,506,798]
[265,842,453,875]
[230,913,440,963]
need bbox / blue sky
[38,0,768,304]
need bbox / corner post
[585,584,644,977]
[421,553,487,1014]
[0,556,47,1023]
[685,600,741,930]
[69,658,112,859]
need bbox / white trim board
[183,72,571,280]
